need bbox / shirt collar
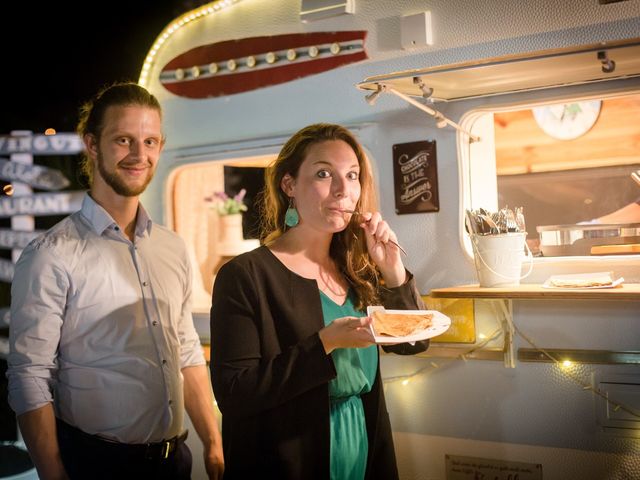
[80,193,153,238]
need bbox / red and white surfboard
[160,31,368,99]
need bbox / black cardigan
[210,246,427,480]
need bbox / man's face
[90,105,163,197]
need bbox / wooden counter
[429,283,640,368]
[429,283,640,301]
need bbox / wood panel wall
[494,95,640,175]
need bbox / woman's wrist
[380,264,407,288]
[318,327,336,354]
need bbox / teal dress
[319,290,378,480]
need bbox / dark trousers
[56,419,192,480]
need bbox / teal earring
[284,197,299,228]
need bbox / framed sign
[392,140,439,214]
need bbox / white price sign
[0,133,83,155]
[0,158,70,190]
[0,191,84,218]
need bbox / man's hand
[204,442,225,480]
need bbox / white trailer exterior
[142,2,640,478]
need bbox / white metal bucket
[471,233,533,287]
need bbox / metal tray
[536,223,640,256]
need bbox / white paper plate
[366,307,451,344]
[542,275,624,289]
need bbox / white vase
[218,214,244,249]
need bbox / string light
[513,323,640,419]
[382,327,502,384]
[382,323,640,420]
[138,0,245,88]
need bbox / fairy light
[382,327,503,385]
[382,322,640,420]
[138,0,246,88]
[512,323,640,420]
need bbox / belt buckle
[161,440,171,459]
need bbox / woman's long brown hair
[260,123,380,309]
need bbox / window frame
[457,88,640,264]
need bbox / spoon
[340,209,408,255]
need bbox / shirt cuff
[8,376,53,416]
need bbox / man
[7,82,224,479]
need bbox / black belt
[56,418,188,461]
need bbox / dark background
[0,1,207,134]
[0,0,208,447]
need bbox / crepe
[372,311,433,337]
[548,272,614,288]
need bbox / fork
[340,209,408,256]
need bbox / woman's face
[283,139,362,233]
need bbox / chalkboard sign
[392,140,439,214]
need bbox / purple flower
[205,189,248,215]
[234,189,246,202]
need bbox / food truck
[137,1,640,478]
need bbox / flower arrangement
[204,189,248,216]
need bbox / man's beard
[96,152,154,197]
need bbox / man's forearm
[18,403,69,480]
[182,364,222,448]
[182,364,224,479]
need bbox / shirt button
[152,321,158,326]
[168,400,173,405]
[162,359,167,365]
[114,226,119,231]
[143,281,148,286]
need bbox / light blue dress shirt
[7,194,205,443]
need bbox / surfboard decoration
[160,30,368,98]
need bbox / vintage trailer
[140,1,640,479]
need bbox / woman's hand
[318,316,375,354]
[357,211,406,287]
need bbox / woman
[210,123,428,480]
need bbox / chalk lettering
[400,179,432,204]
[398,151,428,175]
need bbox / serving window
[167,156,271,312]
[460,91,640,257]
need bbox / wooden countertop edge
[428,283,640,300]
